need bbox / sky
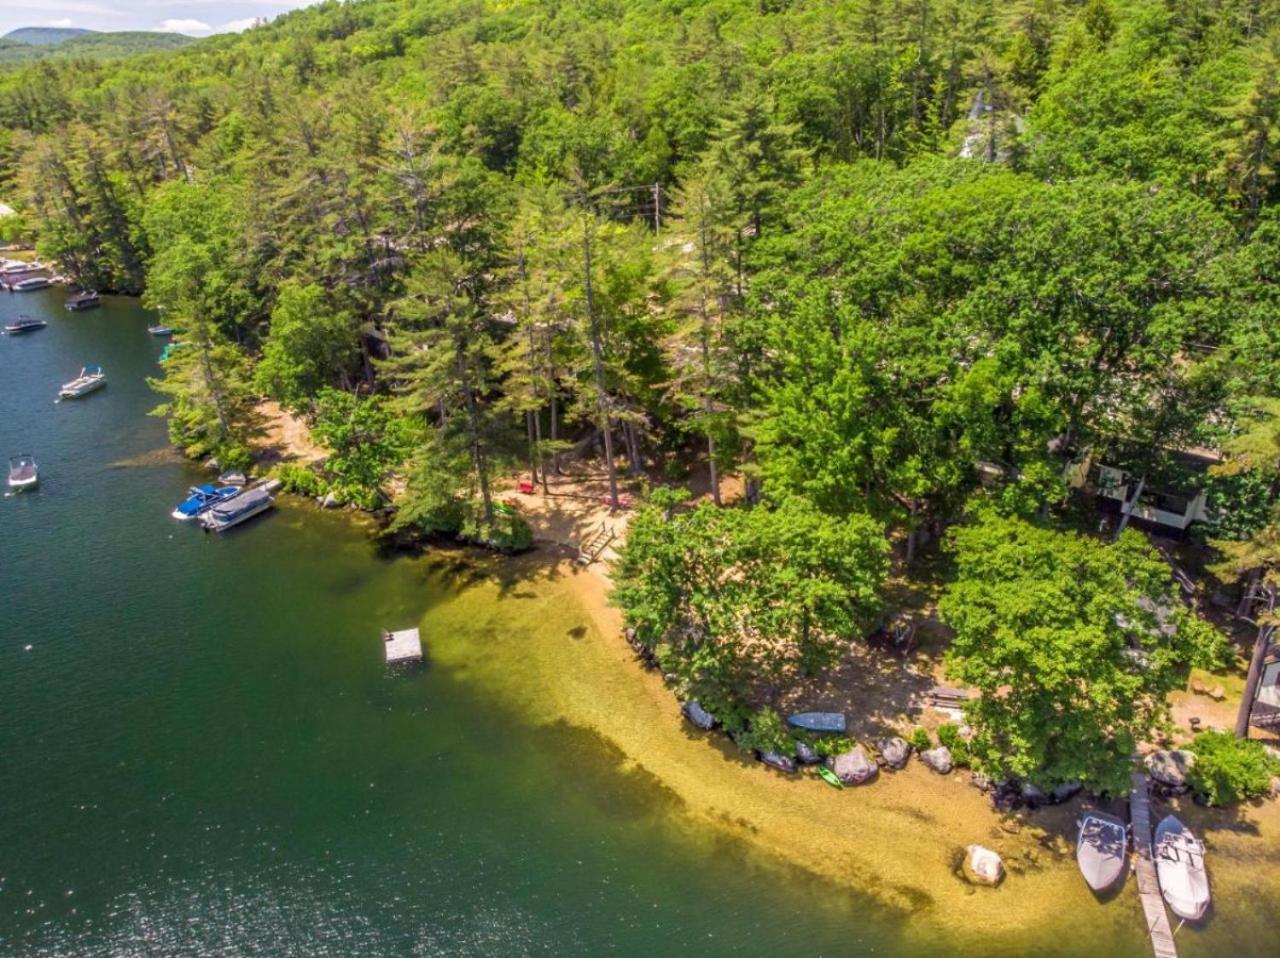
[0,0,321,39]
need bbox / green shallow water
[1,289,1277,956]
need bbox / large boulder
[963,845,1005,886]
[794,741,821,766]
[876,737,911,770]
[920,745,954,775]
[1146,750,1195,790]
[830,746,879,785]
[759,751,797,774]
[1020,782,1049,808]
[682,700,716,730]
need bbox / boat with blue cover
[786,712,848,734]
[172,483,241,520]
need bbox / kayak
[817,765,844,789]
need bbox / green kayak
[817,765,844,789]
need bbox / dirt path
[251,399,327,466]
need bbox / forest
[2,0,1279,795]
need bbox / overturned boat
[1154,815,1210,921]
[1076,811,1128,893]
[786,712,847,734]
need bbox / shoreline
[522,545,1280,952]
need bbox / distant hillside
[4,27,95,45]
[0,29,194,66]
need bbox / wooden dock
[1130,771,1178,958]
[383,627,422,665]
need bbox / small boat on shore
[1154,815,1210,921]
[172,483,240,520]
[787,712,848,734]
[218,470,247,486]
[7,454,38,491]
[816,765,844,789]
[59,365,106,399]
[65,290,100,311]
[4,315,46,334]
[148,324,173,337]
[11,276,51,292]
[201,485,274,532]
[1076,811,1129,893]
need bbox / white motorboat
[1076,811,1128,893]
[59,365,106,399]
[4,315,46,334]
[11,276,51,291]
[7,454,38,491]
[1154,815,1210,921]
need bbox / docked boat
[65,290,100,311]
[218,470,247,486]
[1154,815,1210,921]
[3,315,46,334]
[1,262,43,277]
[148,325,174,337]
[11,276,51,292]
[171,483,241,521]
[200,486,275,532]
[1076,811,1128,893]
[7,454,38,491]
[59,365,106,399]
[786,712,848,734]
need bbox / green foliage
[1187,730,1280,806]
[941,510,1226,794]
[909,727,932,752]
[612,496,888,711]
[735,707,794,756]
[274,462,325,499]
[814,735,855,758]
[309,388,412,510]
[256,283,355,411]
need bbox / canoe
[1154,815,1210,921]
[816,765,844,789]
[1076,811,1128,893]
[787,712,847,734]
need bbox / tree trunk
[526,409,538,486]
[457,344,494,527]
[580,215,619,508]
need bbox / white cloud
[5,0,121,14]
[216,17,259,33]
[157,17,209,33]
[47,17,75,27]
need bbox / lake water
[1,288,1277,956]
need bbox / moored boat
[1,262,43,277]
[65,290,100,311]
[148,324,173,336]
[11,276,51,292]
[59,365,106,399]
[200,486,275,532]
[3,315,46,334]
[1154,815,1210,921]
[787,711,848,734]
[172,483,240,520]
[218,470,247,486]
[7,454,38,491]
[1076,811,1128,893]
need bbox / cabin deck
[1130,771,1179,958]
[383,627,422,665]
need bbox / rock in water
[963,845,1005,887]
[794,741,821,765]
[760,751,798,774]
[920,745,954,775]
[830,746,878,785]
[876,737,911,770]
[321,491,341,509]
[682,700,715,730]
[1020,782,1048,808]
[1145,750,1195,790]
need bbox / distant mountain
[4,27,96,45]
[0,29,194,66]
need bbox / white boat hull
[59,377,106,399]
[8,476,38,491]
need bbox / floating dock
[1130,771,1179,958]
[383,627,422,665]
